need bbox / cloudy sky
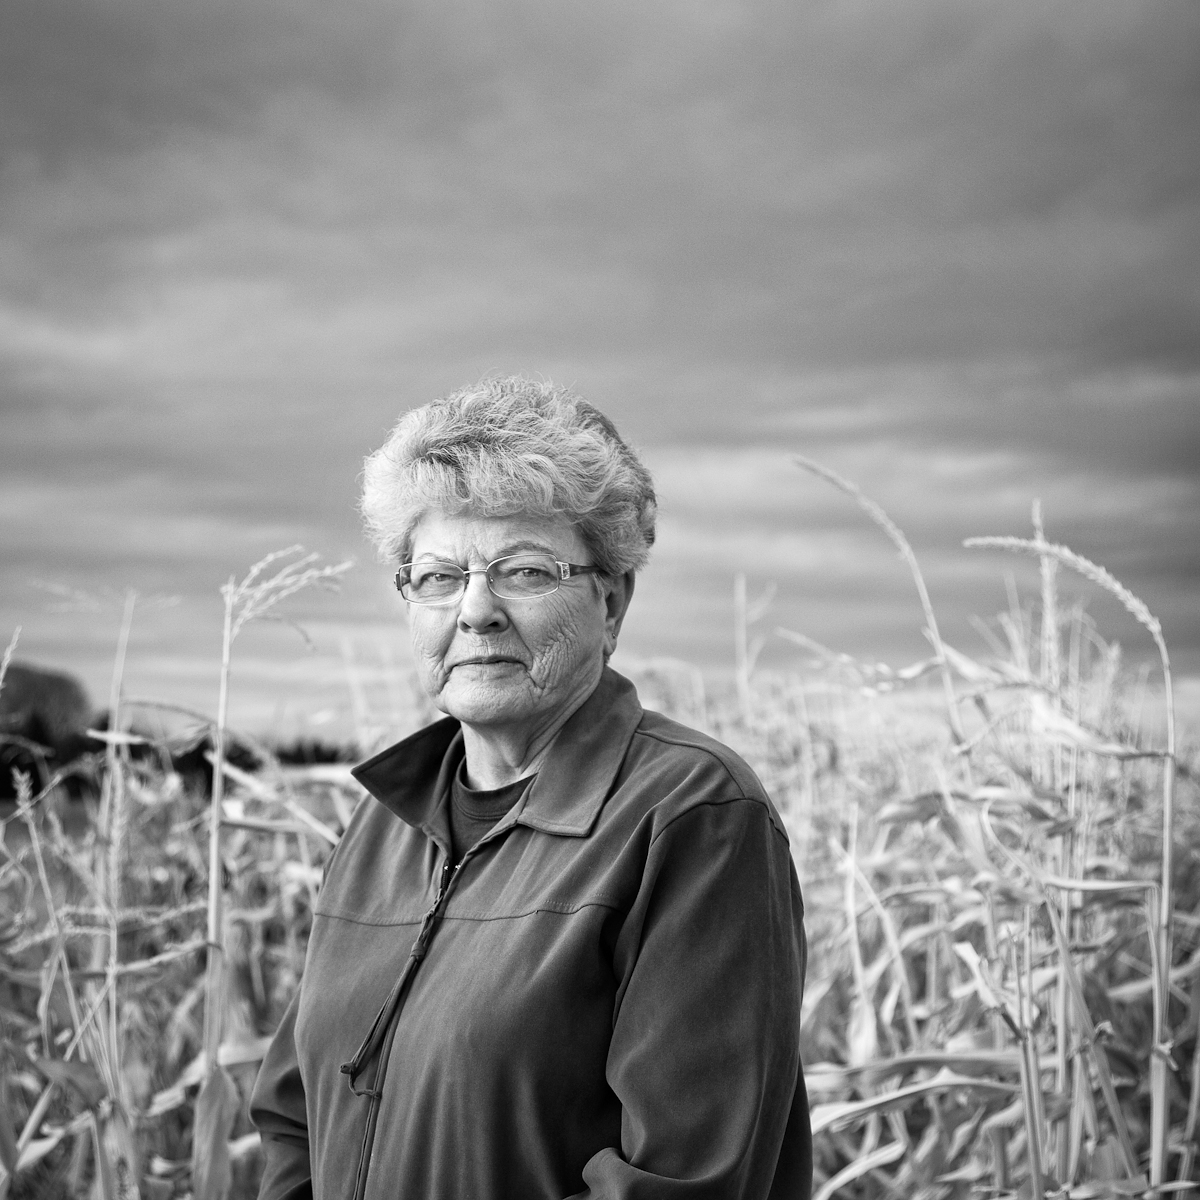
[2,0,1197,738]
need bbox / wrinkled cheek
[408,619,448,677]
[530,626,588,684]
[410,643,448,695]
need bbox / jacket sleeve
[572,794,811,1200]
[249,988,314,1200]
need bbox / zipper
[341,851,462,1200]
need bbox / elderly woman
[250,377,811,1200]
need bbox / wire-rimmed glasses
[395,553,601,605]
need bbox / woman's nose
[456,571,508,633]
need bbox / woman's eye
[413,567,458,586]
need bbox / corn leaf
[35,1058,106,1109]
[1066,1180,1150,1198]
[847,990,879,1067]
[953,942,1021,1035]
[99,1111,141,1200]
[807,1050,1023,1093]
[1027,695,1143,758]
[191,1066,238,1200]
[84,729,151,747]
[938,1157,991,1184]
[981,1096,1025,1134]
[0,1076,18,1176]
[814,1138,905,1200]
[91,1112,117,1200]
[878,793,944,825]
[942,643,1002,684]
[811,1071,1015,1134]
[1,1134,57,1181]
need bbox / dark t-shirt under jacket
[449,756,532,863]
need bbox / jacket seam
[439,900,622,921]
[633,725,751,781]
[642,789,795,855]
[313,898,622,926]
[311,911,426,927]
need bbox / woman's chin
[437,677,536,728]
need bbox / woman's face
[404,510,631,736]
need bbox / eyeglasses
[395,553,602,605]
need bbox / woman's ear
[603,571,636,651]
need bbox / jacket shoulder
[619,709,788,837]
[630,709,762,793]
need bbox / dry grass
[0,516,1196,1199]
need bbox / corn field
[0,486,1196,1200]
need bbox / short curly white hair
[360,376,657,575]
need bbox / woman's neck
[458,698,584,789]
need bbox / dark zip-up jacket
[250,668,811,1200]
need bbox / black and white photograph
[1,2,1197,1198]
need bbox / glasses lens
[488,554,560,599]
[401,562,465,603]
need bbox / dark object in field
[272,736,356,765]
[0,661,101,798]
[0,659,262,802]
[83,714,264,794]
[166,728,263,790]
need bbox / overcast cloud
[2,0,1197,735]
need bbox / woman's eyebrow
[493,541,558,557]
[410,541,559,562]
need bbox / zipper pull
[437,854,453,896]
[413,855,457,961]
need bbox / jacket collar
[350,667,643,839]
